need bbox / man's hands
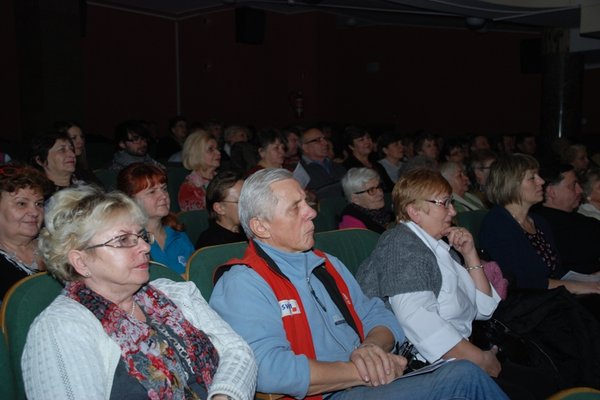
[350,343,407,386]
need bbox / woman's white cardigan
[21,279,257,400]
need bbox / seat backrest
[149,261,185,282]
[315,196,348,232]
[93,168,119,191]
[455,209,489,250]
[0,332,15,400]
[314,228,381,276]
[177,209,210,245]
[186,241,248,299]
[167,167,189,213]
[0,273,63,399]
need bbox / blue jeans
[329,360,508,400]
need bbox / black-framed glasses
[220,200,239,204]
[84,230,155,250]
[424,197,453,208]
[304,136,326,145]
[355,184,383,196]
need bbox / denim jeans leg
[329,360,509,400]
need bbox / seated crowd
[2,118,600,399]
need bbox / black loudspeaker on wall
[236,7,266,44]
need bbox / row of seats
[0,228,380,400]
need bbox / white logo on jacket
[279,299,301,317]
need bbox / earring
[84,271,92,278]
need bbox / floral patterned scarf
[66,281,219,399]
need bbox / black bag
[472,287,600,390]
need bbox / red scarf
[219,241,364,400]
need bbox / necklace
[129,301,137,318]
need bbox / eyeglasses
[220,200,239,204]
[84,230,155,250]
[424,197,453,208]
[304,136,326,145]
[126,135,147,143]
[355,184,383,196]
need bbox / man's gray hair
[341,168,379,201]
[239,168,294,238]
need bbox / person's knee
[440,360,482,377]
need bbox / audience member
[357,169,550,399]
[282,125,302,170]
[561,144,590,176]
[413,132,440,168]
[178,131,221,211]
[468,149,496,206]
[376,132,404,183]
[342,126,393,191]
[469,134,491,154]
[118,163,194,275]
[221,125,249,168]
[0,150,12,164]
[299,127,346,199]
[480,154,600,293]
[230,141,259,175]
[156,115,188,160]
[440,161,485,212]
[210,168,508,400]
[0,164,51,299]
[339,168,392,233]
[110,120,164,171]
[515,133,538,158]
[398,156,438,181]
[441,138,466,164]
[30,132,84,193]
[534,164,600,274]
[204,119,224,142]
[23,185,256,399]
[578,167,600,220]
[196,170,247,249]
[246,128,285,176]
[54,120,102,186]
[495,133,516,155]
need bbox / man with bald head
[299,127,346,199]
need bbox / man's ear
[545,186,556,202]
[249,217,270,240]
[67,250,89,277]
[118,140,126,150]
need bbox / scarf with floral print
[66,281,219,399]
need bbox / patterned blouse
[178,170,212,211]
[525,228,560,277]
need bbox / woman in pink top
[339,167,392,233]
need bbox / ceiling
[88,0,600,62]
[87,0,597,29]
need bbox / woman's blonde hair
[39,185,147,282]
[393,169,451,222]
[486,153,539,206]
[182,130,215,171]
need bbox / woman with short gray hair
[338,167,392,233]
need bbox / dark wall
[82,6,177,138]
[179,10,544,135]
[2,3,599,146]
[0,0,21,142]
